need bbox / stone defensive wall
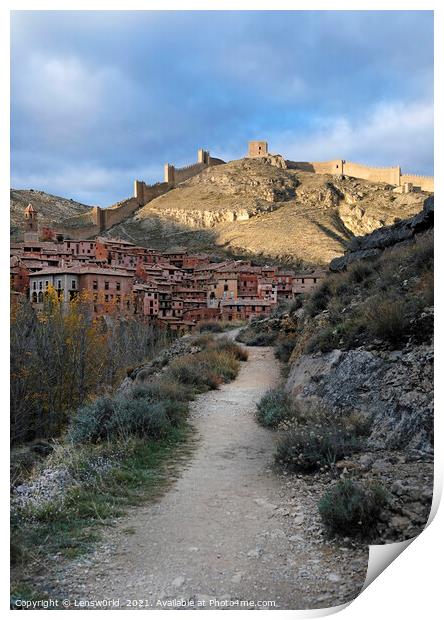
[289,159,433,192]
[165,161,208,185]
[399,173,434,193]
[54,147,224,239]
[56,196,148,239]
[164,149,225,186]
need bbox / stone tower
[24,203,39,242]
[248,141,268,157]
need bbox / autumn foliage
[10,288,171,445]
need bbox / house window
[104,281,109,290]
[57,280,62,289]
[32,292,37,303]
[116,282,121,291]
[39,282,43,290]
[71,280,76,289]
[33,282,36,290]
[45,280,49,288]
[93,280,98,290]
[105,294,109,302]
[38,292,43,303]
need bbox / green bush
[318,480,388,536]
[256,389,297,428]
[132,378,193,403]
[275,425,362,472]
[69,397,174,444]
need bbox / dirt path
[47,342,368,610]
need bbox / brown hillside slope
[108,157,427,266]
[10,189,92,238]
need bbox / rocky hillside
[10,189,92,238]
[237,198,433,543]
[108,156,428,266]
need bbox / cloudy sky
[11,10,434,206]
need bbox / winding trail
[54,340,368,610]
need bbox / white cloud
[11,161,163,206]
[12,53,130,143]
[271,99,433,174]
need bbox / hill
[107,156,428,266]
[10,189,92,238]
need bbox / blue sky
[11,10,434,206]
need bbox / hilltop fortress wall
[290,159,433,192]
[399,173,434,193]
[163,149,223,186]
[46,143,433,241]
[57,148,223,239]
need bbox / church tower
[24,203,39,242]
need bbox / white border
[3,2,442,618]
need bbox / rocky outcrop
[146,203,278,229]
[330,196,434,271]
[286,343,433,455]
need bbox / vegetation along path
[50,337,368,610]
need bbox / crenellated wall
[164,148,224,186]
[134,180,170,206]
[290,159,433,192]
[342,161,401,186]
[399,173,434,192]
[289,160,343,175]
[173,162,208,185]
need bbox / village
[10,203,325,331]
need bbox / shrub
[343,411,373,437]
[196,320,224,333]
[69,397,174,444]
[236,328,277,346]
[318,480,388,537]
[304,326,339,354]
[167,349,240,391]
[347,262,373,284]
[256,389,298,428]
[202,350,240,382]
[306,281,332,317]
[132,378,193,403]
[288,296,304,314]
[364,296,407,346]
[274,335,298,362]
[168,354,219,390]
[275,425,362,472]
[214,337,249,361]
